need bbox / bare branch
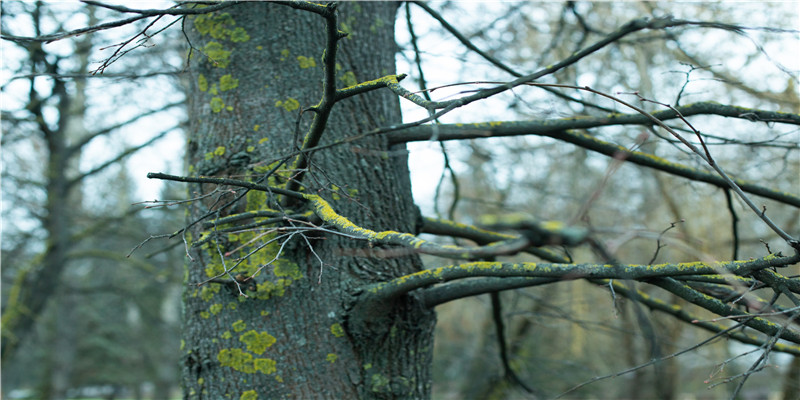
[1,2,243,43]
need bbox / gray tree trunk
[182,3,436,398]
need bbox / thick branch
[652,277,800,344]
[363,253,799,301]
[422,217,570,263]
[603,279,800,356]
[306,194,582,259]
[283,2,345,197]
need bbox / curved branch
[421,217,570,263]
[306,194,585,259]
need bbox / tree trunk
[182,3,436,399]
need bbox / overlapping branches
[136,0,799,371]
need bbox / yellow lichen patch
[202,42,231,68]
[209,303,223,315]
[218,348,275,374]
[198,74,208,91]
[326,353,338,363]
[200,285,221,302]
[210,97,225,113]
[200,311,210,319]
[254,358,277,374]
[253,124,260,131]
[330,323,345,337]
[273,262,302,280]
[220,74,239,91]
[252,279,290,300]
[239,330,277,354]
[297,55,317,69]
[194,12,234,39]
[232,319,247,332]
[240,390,258,400]
[275,98,300,112]
[230,27,250,42]
[222,331,232,340]
[339,71,358,87]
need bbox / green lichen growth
[214,146,226,156]
[246,146,255,152]
[326,353,338,363]
[202,42,231,68]
[198,74,208,91]
[198,378,205,385]
[275,98,300,112]
[253,124,260,131]
[222,331,232,340]
[297,55,317,69]
[330,323,345,337]
[200,311,210,319]
[280,49,290,60]
[220,74,239,91]
[210,97,225,113]
[240,390,258,400]
[210,303,223,315]
[240,330,277,354]
[232,320,247,332]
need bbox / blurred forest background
[2,1,798,399]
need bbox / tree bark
[182,3,435,398]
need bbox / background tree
[2,2,798,399]
[1,2,184,398]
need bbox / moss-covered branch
[603,279,800,356]
[652,277,800,344]
[389,119,800,208]
[305,194,583,259]
[422,216,570,263]
[363,253,799,300]
[388,102,800,144]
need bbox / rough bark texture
[183,3,435,399]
